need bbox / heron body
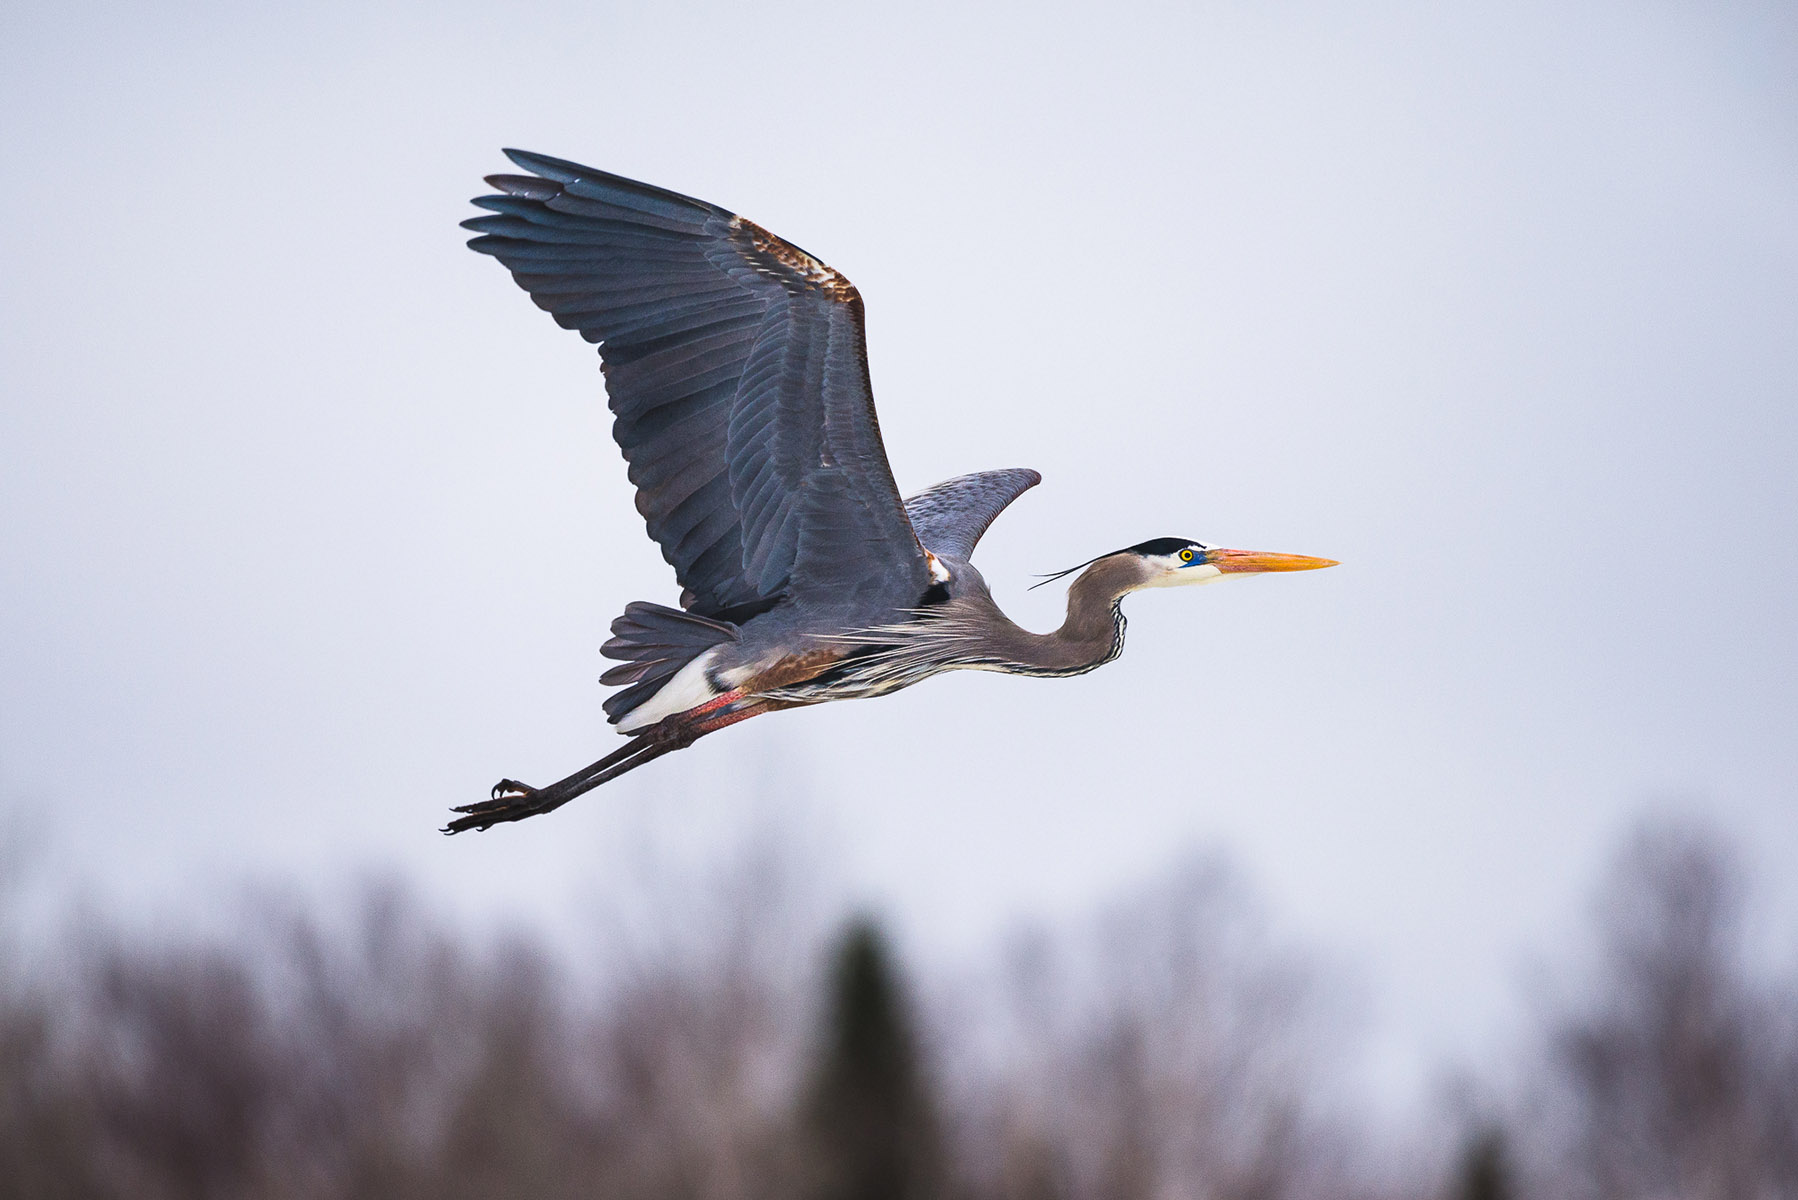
[447,151,1335,833]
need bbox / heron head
[1033,538,1337,592]
[1125,537,1338,589]
[1129,536,1344,590]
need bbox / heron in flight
[447,151,1335,833]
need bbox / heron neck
[988,556,1139,675]
[1056,557,1140,664]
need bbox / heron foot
[442,720,684,834]
[444,782,555,834]
[442,710,747,835]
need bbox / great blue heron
[447,151,1336,834]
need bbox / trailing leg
[443,692,755,834]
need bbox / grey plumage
[466,149,929,625]
[904,469,1042,561]
[448,152,1335,833]
[464,151,1049,735]
[787,553,1146,703]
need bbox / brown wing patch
[740,646,851,693]
[732,216,860,303]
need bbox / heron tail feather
[599,601,739,724]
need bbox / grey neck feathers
[984,555,1148,677]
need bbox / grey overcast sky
[3,0,1794,1114]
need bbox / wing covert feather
[904,469,1042,560]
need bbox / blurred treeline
[0,818,1794,1200]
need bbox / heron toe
[445,786,551,834]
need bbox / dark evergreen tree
[802,917,942,1200]
[1454,1126,1511,1200]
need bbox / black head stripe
[1125,537,1199,558]
[1030,537,1203,590]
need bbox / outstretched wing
[465,150,931,621]
[904,469,1042,561]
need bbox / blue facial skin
[1181,544,1213,568]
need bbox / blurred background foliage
[1,813,1792,1199]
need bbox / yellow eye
[1179,548,1194,562]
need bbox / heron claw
[444,782,546,834]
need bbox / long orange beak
[1210,548,1340,574]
